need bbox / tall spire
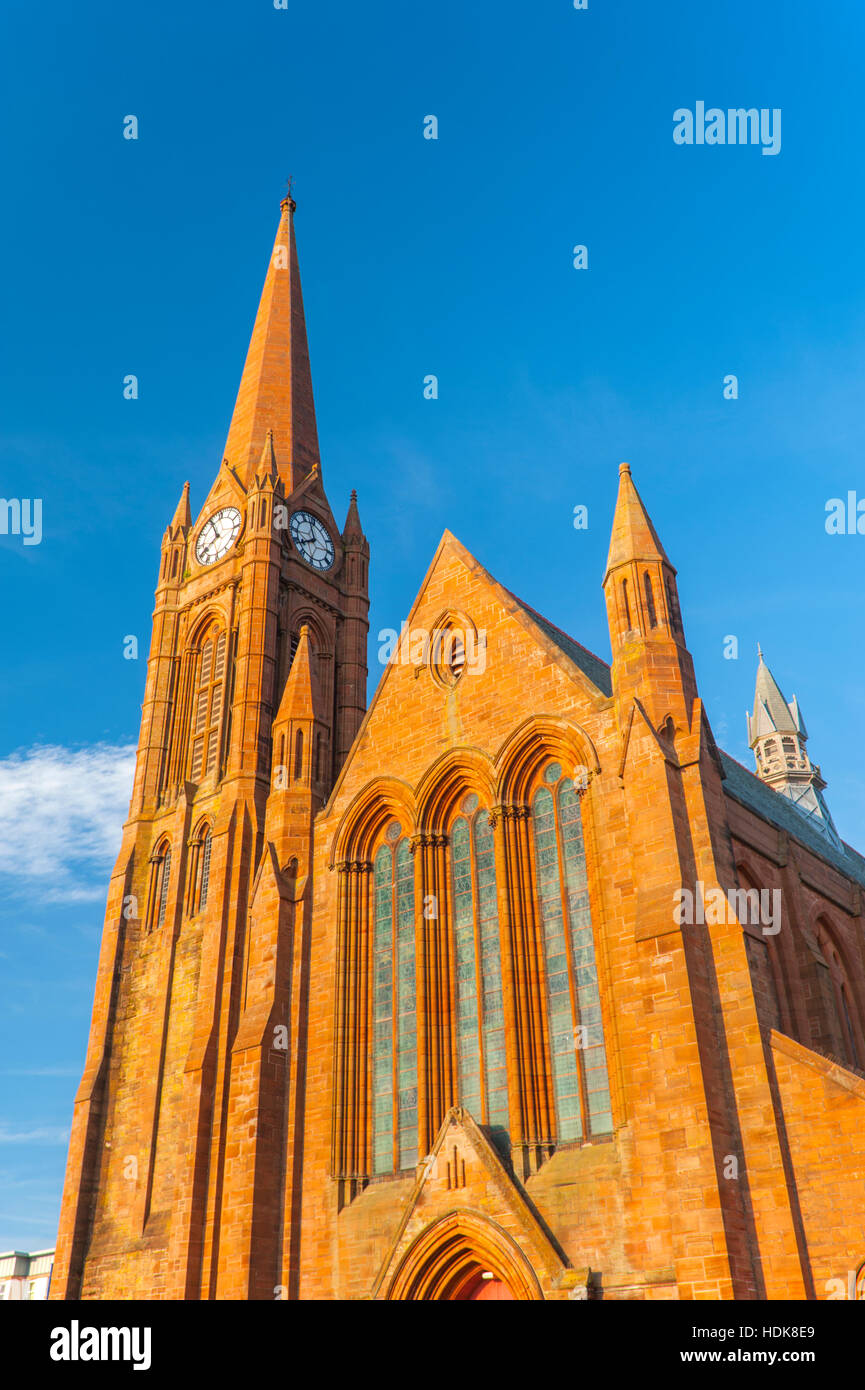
[603,462,671,584]
[748,649,799,740]
[602,461,696,725]
[222,194,320,492]
[746,650,840,846]
[603,464,687,650]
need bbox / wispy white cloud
[0,1212,59,1226]
[0,1068,78,1078]
[0,1125,69,1145]
[0,743,135,902]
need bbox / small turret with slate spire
[747,648,841,846]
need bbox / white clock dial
[290,510,335,571]
[195,507,242,565]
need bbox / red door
[458,1273,516,1300]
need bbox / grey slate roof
[509,594,613,697]
[719,751,865,888]
[507,590,864,888]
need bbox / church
[51,195,865,1301]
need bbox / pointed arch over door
[383,1210,543,1301]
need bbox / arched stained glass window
[475,817,508,1136]
[451,814,510,1151]
[532,778,612,1141]
[452,818,480,1116]
[371,846,394,1175]
[395,841,417,1167]
[371,838,418,1175]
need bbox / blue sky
[1,0,864,1252]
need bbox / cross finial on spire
[281,176,296,212]
[757,642,764,660]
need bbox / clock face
[290,510,335,571]
[195,506,242,565]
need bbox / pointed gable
[370,1107,573,1300]
[323,529,611,817]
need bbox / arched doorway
[384,1210,542,1301]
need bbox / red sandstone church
[52,197,865,1302]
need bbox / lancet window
[186,822,212,917]
[371,834,418,1174]
[333,747,615,1200]
[531,765,612,1141]
[146,839,172,932]
[450,811,509,1144]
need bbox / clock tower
[51,194,369,1300]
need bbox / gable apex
[321,533,613,813]
[370,1107,571,1301]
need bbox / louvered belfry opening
[190,624,227,782]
